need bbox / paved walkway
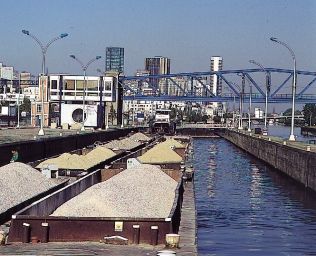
[0,242,163,255]
[177,181,198,255]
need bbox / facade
[0,66,14,80]
[105,47,124,74]
[209,56,224,116]
[145,56,170,90]
[31,75,116,128]
[210,56,223,96]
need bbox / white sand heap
[52,164,178,218]
[0,162,61,213]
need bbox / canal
[193,136,316,255]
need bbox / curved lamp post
[22,30,68,135]
[69,55,101,131]
[270,37,296,141]
[249,60,271,135]
[247,81,252,132]
[230,82,242,129]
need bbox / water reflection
[194,138,316,255]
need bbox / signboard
[114,221,123,232]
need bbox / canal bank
[220,129,316,191]
[193,137,316,255]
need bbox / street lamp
[270,37,296,141]
[22,30,68,135]
[247,82,252,132]
[249,60,271,135]
[16,74,21,129]
[69,55,102,131]
[230,82,243,129]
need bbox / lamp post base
[238,126,243,130]
[38,128,45,136]
[289,134,296,141]
[81,126,85,131]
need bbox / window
[86,80,98,91]
[37,104,42,113]
[65,80,75,90]
[104,81,112,91]
[51,80,58,90]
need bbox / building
[105,47,124,74]
[0,66,14,80]
[209,56,224,116]
[31,74,116,128]
[210,56,223,96]
[145,56,170,90]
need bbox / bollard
[150,226,159,246]
[132,225,140,244]
[307,146,311,152]
[22,223,30,243]
[268,138,271,141]
[165,234,180,248]
[41,223,49,243]
[283,141,287,145]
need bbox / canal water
[193,134,316,255]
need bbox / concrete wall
[0,128,137,166]
[221,130,316,191]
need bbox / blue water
[193,137,316,255]
[266,125,316,142]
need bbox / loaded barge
[0,131,196,254]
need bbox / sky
[0,0,315,110]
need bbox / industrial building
[31,75,116,128]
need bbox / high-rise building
[210,56,223,96]
[145,56,170,90]
[105,47,124,74]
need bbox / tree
[303,103,316,126]
[19,98,31,114]
[283,108,292,116]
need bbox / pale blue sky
[0,0,315,78]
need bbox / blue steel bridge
[120,68,316,104]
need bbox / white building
[31,74,115,128]
[210,56,223,95]
[0,66,14,80]
[209,56,224,116]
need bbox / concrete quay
[177,181,198,255]
[221,129,316,191]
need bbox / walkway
[177,181,198,255]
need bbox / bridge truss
[120,68,316,104]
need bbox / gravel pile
[129,132,151,142]
[103,138,141,150]
[52,164,177,218]
[84,147,116,164]
[159,138,185,148]
[37,153,95,170]
[37,147,116,170]
[137,142,183,164]
[0,162,61,213]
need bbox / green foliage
[283,108,292,116]
[19,98,31,113]
[303,103,316,126]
